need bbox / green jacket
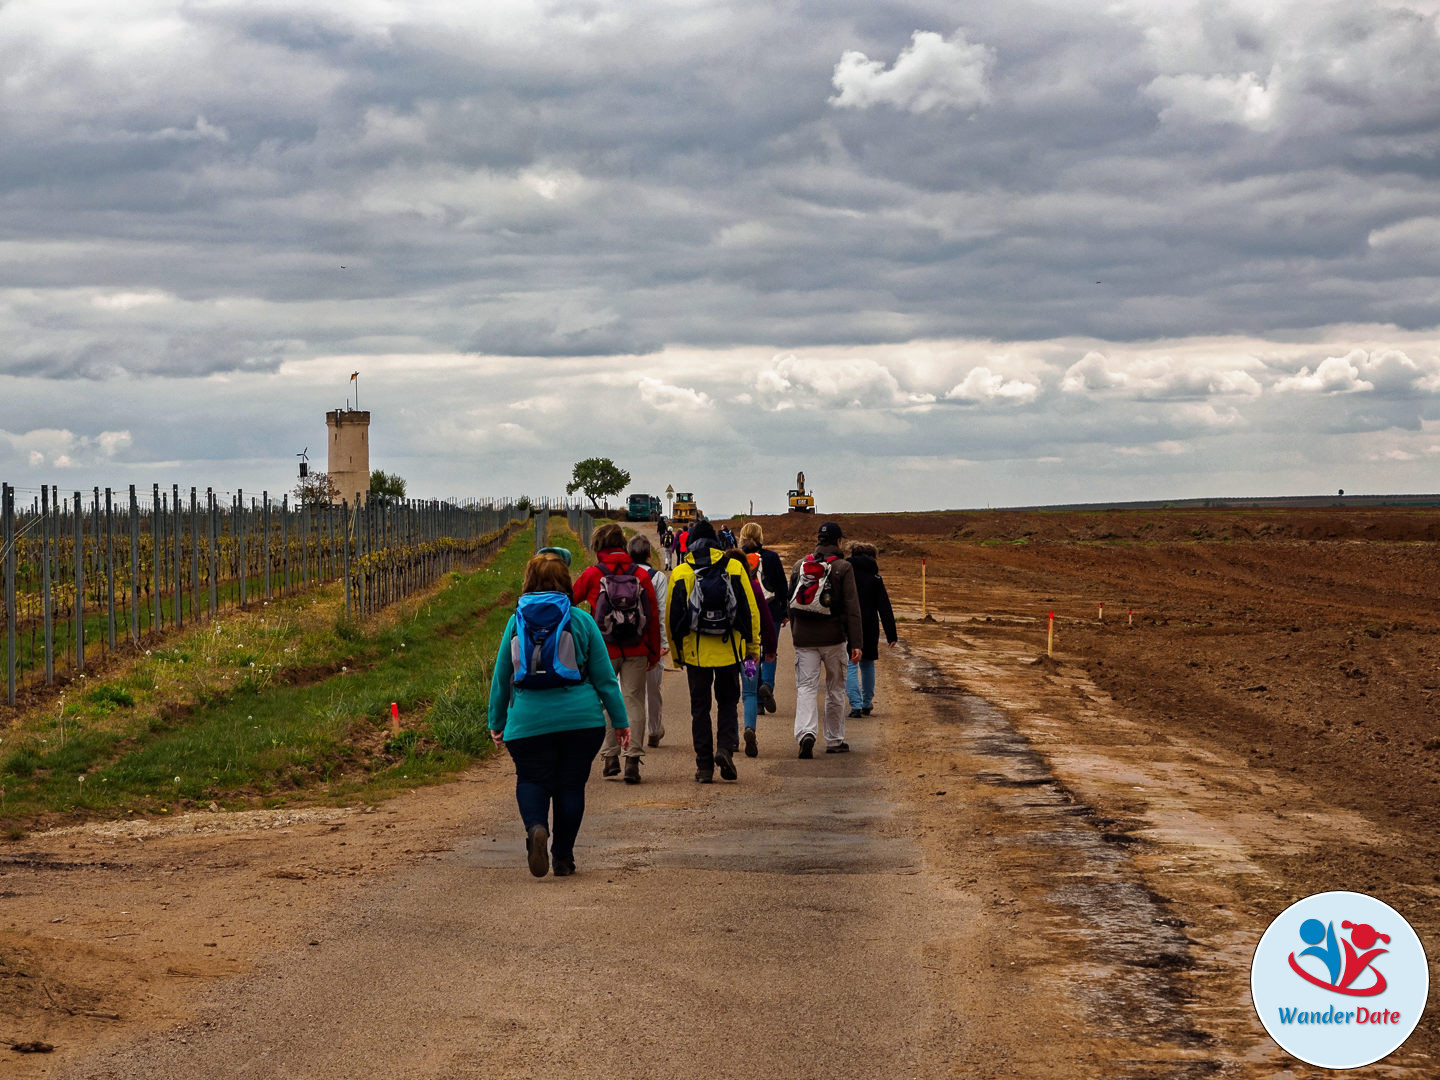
[488,606,628,741]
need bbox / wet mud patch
[0,853,131,872]
[911,662,1213,1061]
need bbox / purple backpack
[595,562,648,647]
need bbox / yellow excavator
[787,471,815,513]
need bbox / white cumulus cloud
[756,354,934,409]
[945,366,1039,404]
[830,29,995,114]
[1,427,132,468]
[638,377,711,411]
[1146,70,1279,130]
[1060,351,1262,399]
[1273,350,1374,393]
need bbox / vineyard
[1,482,529,707]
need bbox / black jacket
[750,546,790,626]
[848,554,897,660]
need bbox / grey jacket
[787,543,862,652]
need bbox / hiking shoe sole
[526,825,550,878]
[601,758,621,778]
[798,734,815,759]
[743,728,758,757]
[716,749,738,781]
[758,683,776,713]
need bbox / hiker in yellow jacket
[667,520,762,784]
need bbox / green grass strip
[0,525,546,828]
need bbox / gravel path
[60,636,975,1080]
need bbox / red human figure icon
[1339,921,1390,991]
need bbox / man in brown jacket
[787,522,863,758]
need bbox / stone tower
[326,409,370,505]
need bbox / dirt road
[7,513,1436,1077]
[28,634,1078,1080]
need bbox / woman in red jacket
[572,523,662,784]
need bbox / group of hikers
[486,517,898,878]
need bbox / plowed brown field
[750,506,1440,1073]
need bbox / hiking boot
[695,767,714,783]
[862,707,873,716]
[601,757,620,778]
[526,824,550,878]
[825,742,851,754]
[647,734,662,748]
[743,728,758,758]
[758,682,776,713]
[623,758,641,785]
[553,859,576,877]
[848,707,863,719]
[715,748,738,781]
[798,733,815,759]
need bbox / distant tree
[566,457,631,510]
[370,469,407,504]
[294,471,340,508]
[515,495,534,516]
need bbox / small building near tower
[326,409,370,505]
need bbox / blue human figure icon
[1299,918,1341,985]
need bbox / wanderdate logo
[1252,892,1428,1069]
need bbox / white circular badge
[1252,891,1429,1070]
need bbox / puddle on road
[909,661,1221,1075]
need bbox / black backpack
[687,559,739,637]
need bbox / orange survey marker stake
[390,701,400,735]
[921,558,927,618]
[1048,611,1054,657]
[1099,601,1104,621]
[1128,607,1133,627]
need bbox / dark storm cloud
[3,0,1440,508]
[3,0,1438,367]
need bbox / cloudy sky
[3,0,1440,512]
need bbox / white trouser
[793,644,848,748]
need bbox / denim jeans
[846,659,875,710]
[744,658,777,730]
[506,726,606,863]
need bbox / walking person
[668,520,761,782]
[738,522,789,755]
[729,543,778,757]
[572,523,662,784]
[788,522,862,758]
[488,552,628,877]
[627,533,670,747]
[845,542,898,717]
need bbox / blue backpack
[511,593,583,690]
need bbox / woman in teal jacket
[489,552,629,877]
